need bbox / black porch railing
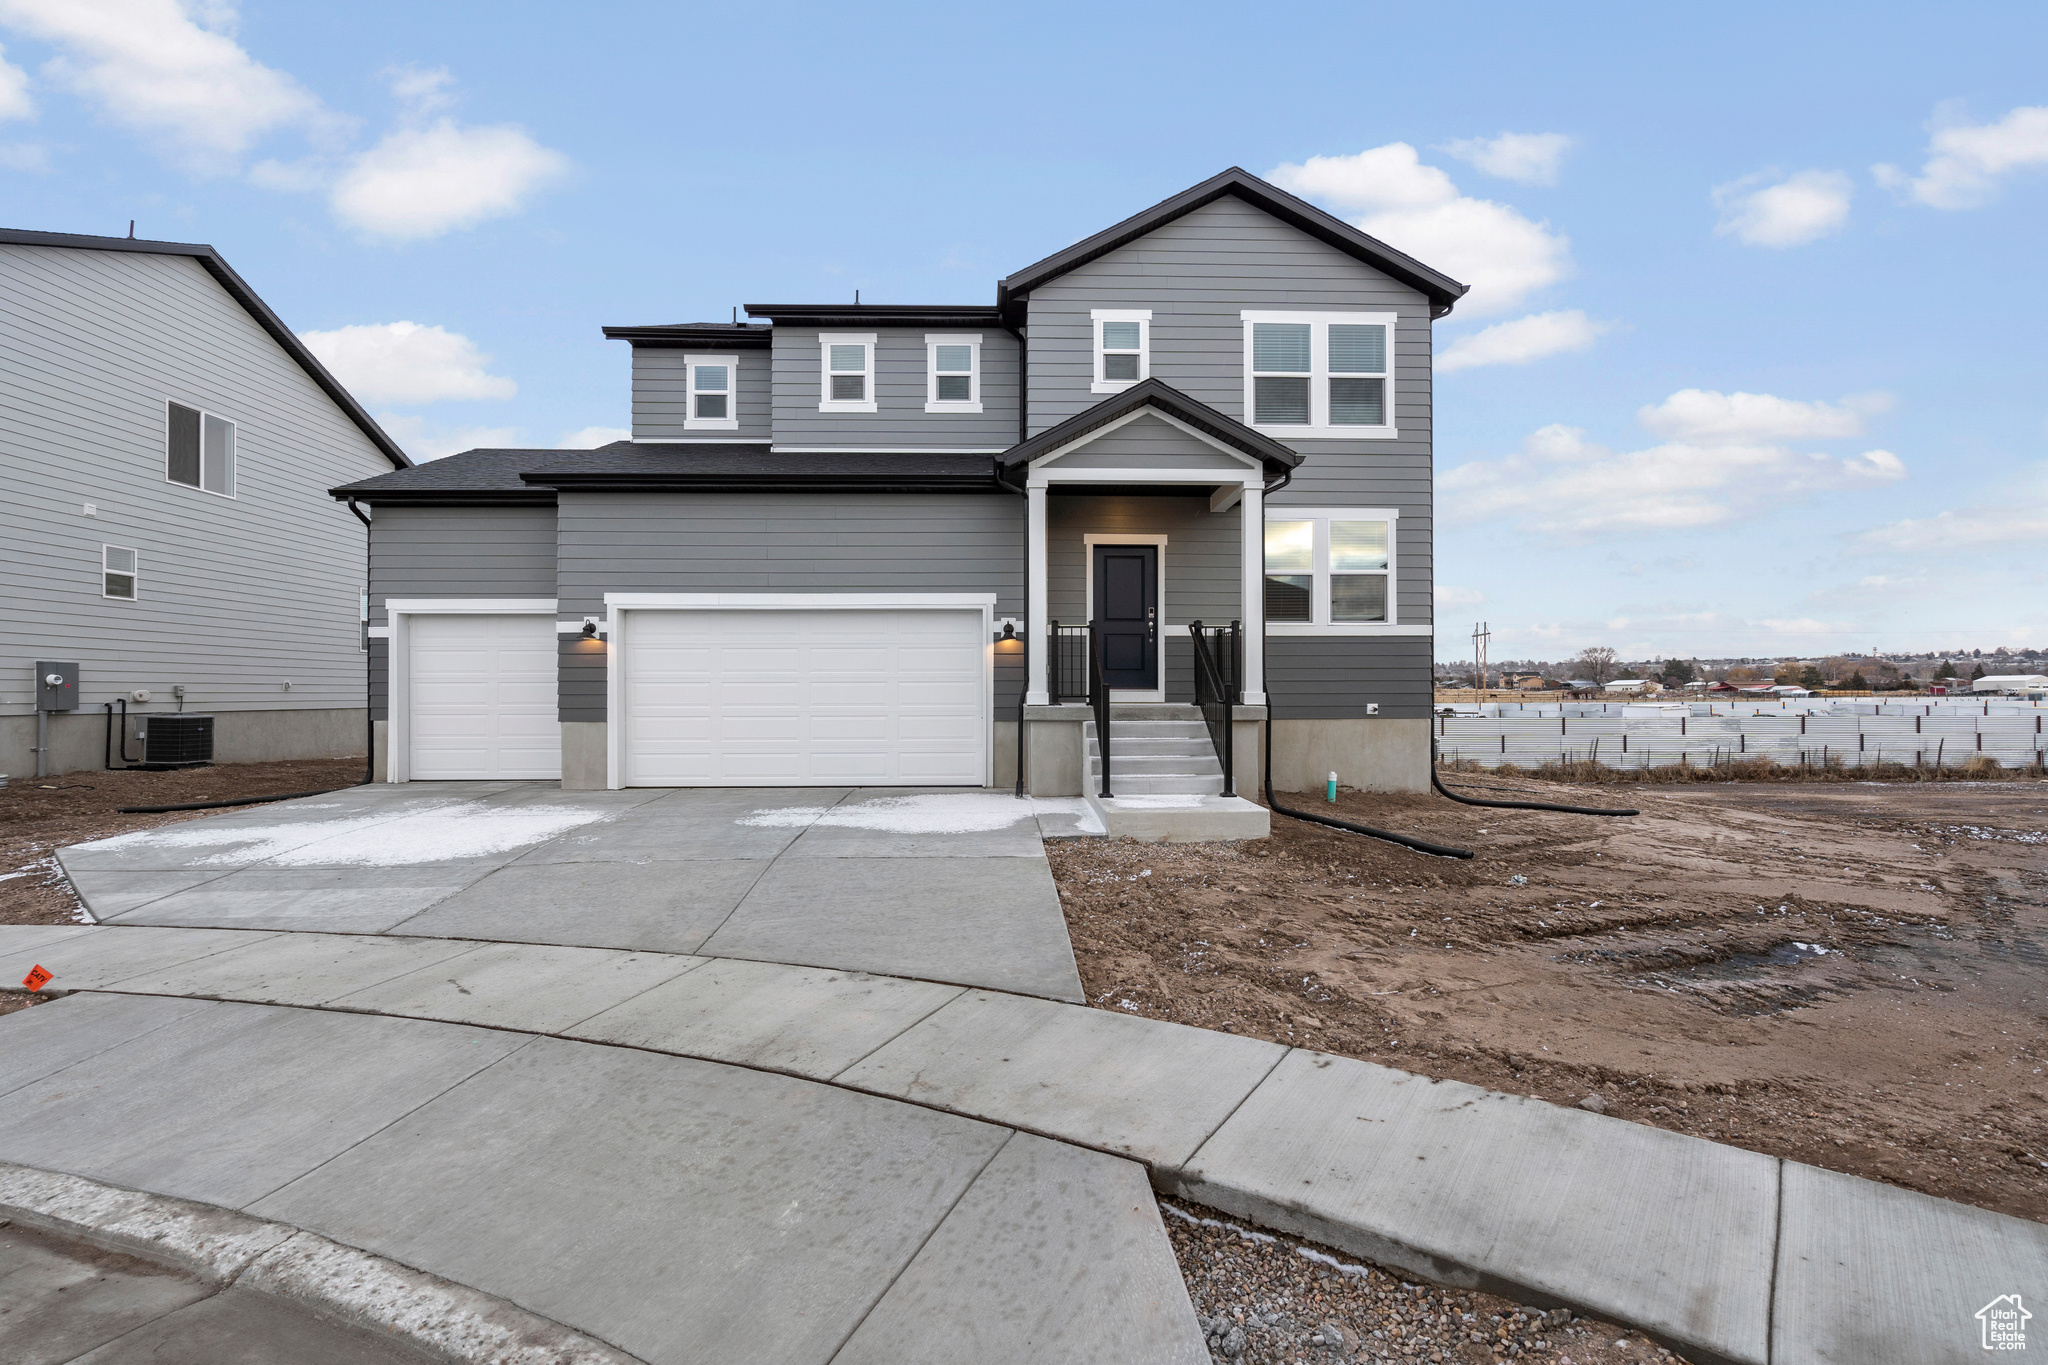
[1048,621,1091,703]
[1188,620,1241,796]
[1089,621,1113,798]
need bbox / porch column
[1240,481,1265,704]
[1026,482,1049,705]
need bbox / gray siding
[557,490,1023,722]
[1268,636,1433,720]
[769,327,1020,449]
[1039,413,1257,471]
[0,244,394,720]
[1046,494,1242,628]
[630,347,771,442]
[1022,195,1432,628]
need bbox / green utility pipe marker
[1327,771,1338,802]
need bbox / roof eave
[997,378,1301,475]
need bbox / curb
[0,1162,647,1365]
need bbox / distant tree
[1970,662,1987,681]
[1799,665,1825,690]
[1773,662,1804,684]
[1725,665,1761,682]
[1935,660,1958,680]
[1573,646,1619,685]
[1845,671,1870,690]
[1660,658,1696,686]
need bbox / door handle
[1146,607,1155,643]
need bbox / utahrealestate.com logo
[1978,1295,2031,1351]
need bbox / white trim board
[383,599,560,785]
[1028,406,1263,476]
[1081,535,1169,704]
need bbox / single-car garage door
[621,608,986,786]
[408,613,561,779]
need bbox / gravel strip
[1162,1196,1689,1364]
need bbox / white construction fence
[1435,698,2048,772]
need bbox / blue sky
[3,2,2044,661]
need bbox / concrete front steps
[1083,704,1268,841]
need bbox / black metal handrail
[1048,621,1091,703]
[1189,620,1239,796]
[1089,620,1113,798]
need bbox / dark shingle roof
[330,448,559,502]
[601,323,772,348]
[0,227,410,469]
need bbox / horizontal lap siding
[1023,196,1432,631]
[631,348,771,442]
[1268,636,1433,719]
[1046,495,1242,628]
[769,327,1020,448]
[367,506,559,625]
[1040,412,1257,471]
[557,491,1024,723]
[0,245,393,716]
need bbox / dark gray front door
[1092,544,1158,690]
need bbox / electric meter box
[35,661,80,711]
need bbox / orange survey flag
[22,964,52,991]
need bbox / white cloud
[376,413,519,463]
[1850,502,2048,555]
[1874,104,2048,209]
[0,40,32,120]
[1438,586,1487,607]
[330,119,567,239]
[299,321,515,405]
[1441,392,1907,540]
[1440,131,1572,186]
[1638,389,1889,444]
[1713,169,1853,247]
[0,0,341,173]
[0,139,47,169]
[1436,310,1609,372]
[382,63,454,117]
[1269,143,1570,314]
[558,426,630,448]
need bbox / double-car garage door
[402,606,987,786]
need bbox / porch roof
[997,378,1302,478]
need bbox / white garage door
[408,613,561,780]
[622,608,986,786]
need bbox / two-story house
[2,229,409,779]
[332,169,1464,834]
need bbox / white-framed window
[103,544,138,600]
[1091,309,1151,393]
[683,354,739,430]
[818,332,878,413]
[1240,311,1396,438]
[166,400,235,496]
[924,333,982,412]
[1263,508,1397,630]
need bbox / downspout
[347,497,374,786]
[998,314,1030,798]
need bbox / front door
[1092,543,1158,691]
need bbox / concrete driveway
[57,784,1093,1002]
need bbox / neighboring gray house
[334,170,1464,830]
[2,229,409,778]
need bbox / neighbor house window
[1240,312,1396,437]
[104,545,138,599]
[818,333,878,412]
[1091,309,1150,392]
[925,334,982,412]
[167,401,236,495]
[683,354,739,431]
[1263,509,1398,629]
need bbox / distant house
[3,228,408,777]
[1972,674,2048,694]
[1602,678,1653,694]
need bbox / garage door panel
[623,608,986,786]
[407,614,560,781]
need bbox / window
[818,333,877,412]
[103,545,138,600]
[1091,309,1151,392]
[683,354,739,430]
[167,401,235,495]
[1240,312,1396,437]
[925,334,982,412]
[1262,509,1397,630]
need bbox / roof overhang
[1,227,411,469]
[998,378,1302,479]
[996,168,1468,325]
[601,324,773,349]
[743,303,1006,330]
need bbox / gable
[1036,412,1258,472]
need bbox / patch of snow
[70,800,612,868]
[737,793,1049,834]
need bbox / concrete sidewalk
[55,784,1088,1002]
[6,923,2042,1365]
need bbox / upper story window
[819,333,877,413]
[1241,312,1396,438]
[167,401,235,496]
[1091,309,1151,393]
[1263,508,1397,631]
[684,354,739,430]
[104,544,138,600]
[925,333,982,413]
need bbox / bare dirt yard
[1050,774,2048,1224]
[1,757,366,928]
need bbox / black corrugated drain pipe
[1430,737,1638,816]
[1263,711,1474,859]
[118,788,350,815]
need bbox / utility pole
[1472,621,1491,692]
